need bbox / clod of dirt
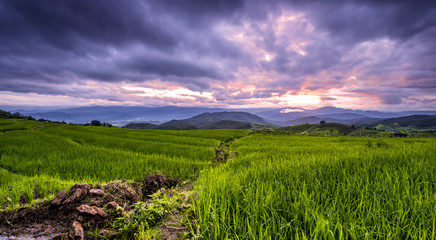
[106,201,118,209]
[71,220,84,240]
[63,189,85,205]
[143,174,180,198]
[93,199,105,207]
[63,184,91,205]
[69,184,91,195]
[102,180,141,205]
[89,189,105,197]
[77,204,107,218]
[50,190,67,208]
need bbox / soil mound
[0,174,180,239]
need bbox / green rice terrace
[0,119,435,239]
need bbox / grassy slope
[0,119,248,208]
[278,123,356,136]
[370,115,436,130]
[278,122,436,137]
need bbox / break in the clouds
[0,0,435,110]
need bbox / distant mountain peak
[125,111,271,130]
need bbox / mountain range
[1,105,435,128]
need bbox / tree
[12,112,22,118]
[91,120,101,126]
[0,110,13,118]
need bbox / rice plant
[193,135,436,239]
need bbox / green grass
[0,119,44,132]
[193,135,436,239]
[0,119,247,208]
[0,169,77,209]
[2,118,436,239]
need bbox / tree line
[0,109,112,127]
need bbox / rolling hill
[283,115,381,126]
[124,111,271,130]
[278,122,358,136]
[366,115,436,131]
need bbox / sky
[0,0,435,111]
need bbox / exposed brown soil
[0,174,180,240]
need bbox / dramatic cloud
[0,0,435,110]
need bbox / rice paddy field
[0,119,248,208]
[1,118,436,239]
[193,134,436,239]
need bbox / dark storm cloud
[0,0,435,109]
[148,0,245,25]
[0,0,248,95]
[288,0,436,43]
[0,1,177,50]
[123,56,221,79]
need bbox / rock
[69,184,91,195]
[62,184,91,205]
[93,199,105,207]
[71,221,84,240]
[77,204,97,215]
[89,189,105,197]
[106,201,118,209]
[77,204,107,218]
[50,190,67,207]
[63,189,84,205]
[92,206,108,218]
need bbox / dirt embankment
[0,174,179,240]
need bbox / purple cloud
[0,0,435,110]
